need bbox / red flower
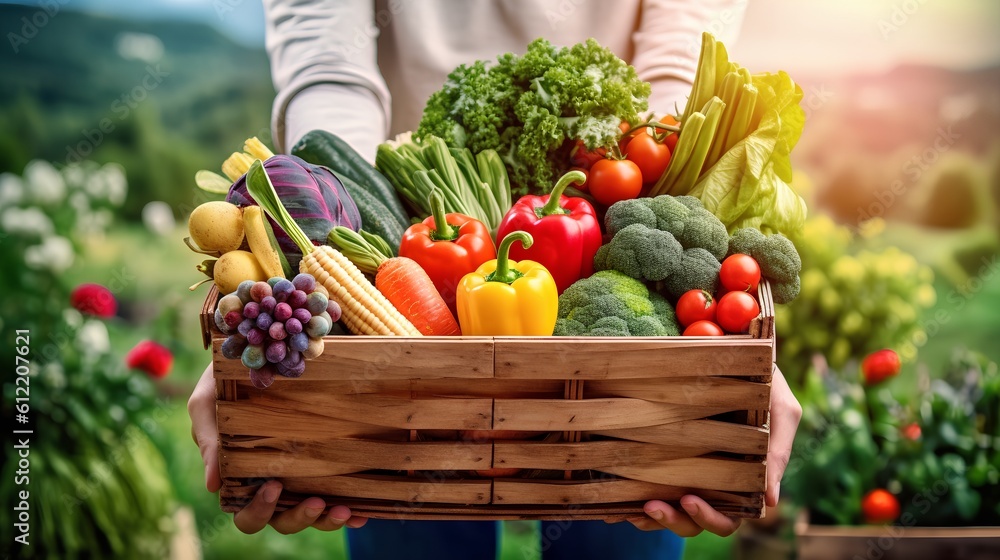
[126,340,173,379]
[71,283,117,318]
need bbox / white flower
[24,160,65,205]
[41,362,67,390]
[84,171,107,199]
[24,236,75,272]
[142,201,175,236]
[76,319,110,356]
[63,165,86,189]
[0,173,25,206]
[63,308,84,328]
[1,207,54,237]
[102,163,128,206]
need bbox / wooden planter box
[794,514,1000,560]
[200,282,777,521]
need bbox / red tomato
[862,349,901,385]
[568,140,607,170]
[720,254,762,293]
[901,422,921,441]
[683,320,724,336]
[675,289,717,327]
[862,489,900,524]
[588,158,643,207]
[716,291,760,333]
[625,132,671,185]
[659,115,680,153]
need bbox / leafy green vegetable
[415,38,650,194]
[651,33,807,238]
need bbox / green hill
[0,4,274,217]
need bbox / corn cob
[301,246,421,336]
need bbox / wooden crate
[201,282,777,521]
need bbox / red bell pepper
[399,188,496,313]
[496,170,602,293]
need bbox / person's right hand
[188,363,368,534]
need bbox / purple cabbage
[228,155,361,268]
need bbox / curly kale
[555,271,680,337]
[415,38,650,194]
[727,228,802,303]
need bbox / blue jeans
[347,520,684,560]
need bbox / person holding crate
[188,1,804,558]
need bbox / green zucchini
[335,172,404,251]
[291,130,410,229]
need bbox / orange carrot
[374,257,461,336]
[329,227,460,336]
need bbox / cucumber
[335,172,405,252]
[291,130,410,229]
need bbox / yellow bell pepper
[456,231,558,336]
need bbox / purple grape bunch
[214,273,342,388]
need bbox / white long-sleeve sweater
[263,0,747,161]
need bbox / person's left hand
[614,364,802,536]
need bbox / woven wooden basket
[201,282,776,521]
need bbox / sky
[4,0,999,74]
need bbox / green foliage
[415,38,650,194]
[555,270,679,336]
[727,227,802,303]
[786,350,1000,526]
[0,162,176,558]
[776,216,936,384]
[0,4,273,220]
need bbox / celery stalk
[723,84,758,154]
[649,111,705,197]
[704,72,745,170]
[671,97,725,196]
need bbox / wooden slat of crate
[217,401,405,440]
[602,457,766,492]
[493,398,735,431]
[236,387,493,431]
[587,377,771,409]
[213,336,494,381]
[494,337,772,379]
[221,474,492,506]
[593,419,770,455]
[494,441,713,470]
[216,495,760,520]
[313,378,567,398]
[221,440,492,477]
[492,478,760,508]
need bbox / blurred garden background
[1,0,998,558]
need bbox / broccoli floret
[660,248,721,300]
[727,228,803,303]
[593,224,683,282]
[554,271,680,336]
[603,195,729,259]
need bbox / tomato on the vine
[588,158,642,207]
[568,140,607,170]
[861,489,900,524]
[720,254,762,293]
[676,289,716,327]
[861,349,901,385]
[683,320,724,336]
[716,291,760,333]
[625,132,671,185]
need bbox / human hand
[618,364,802,536]
[187,363,368,533]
